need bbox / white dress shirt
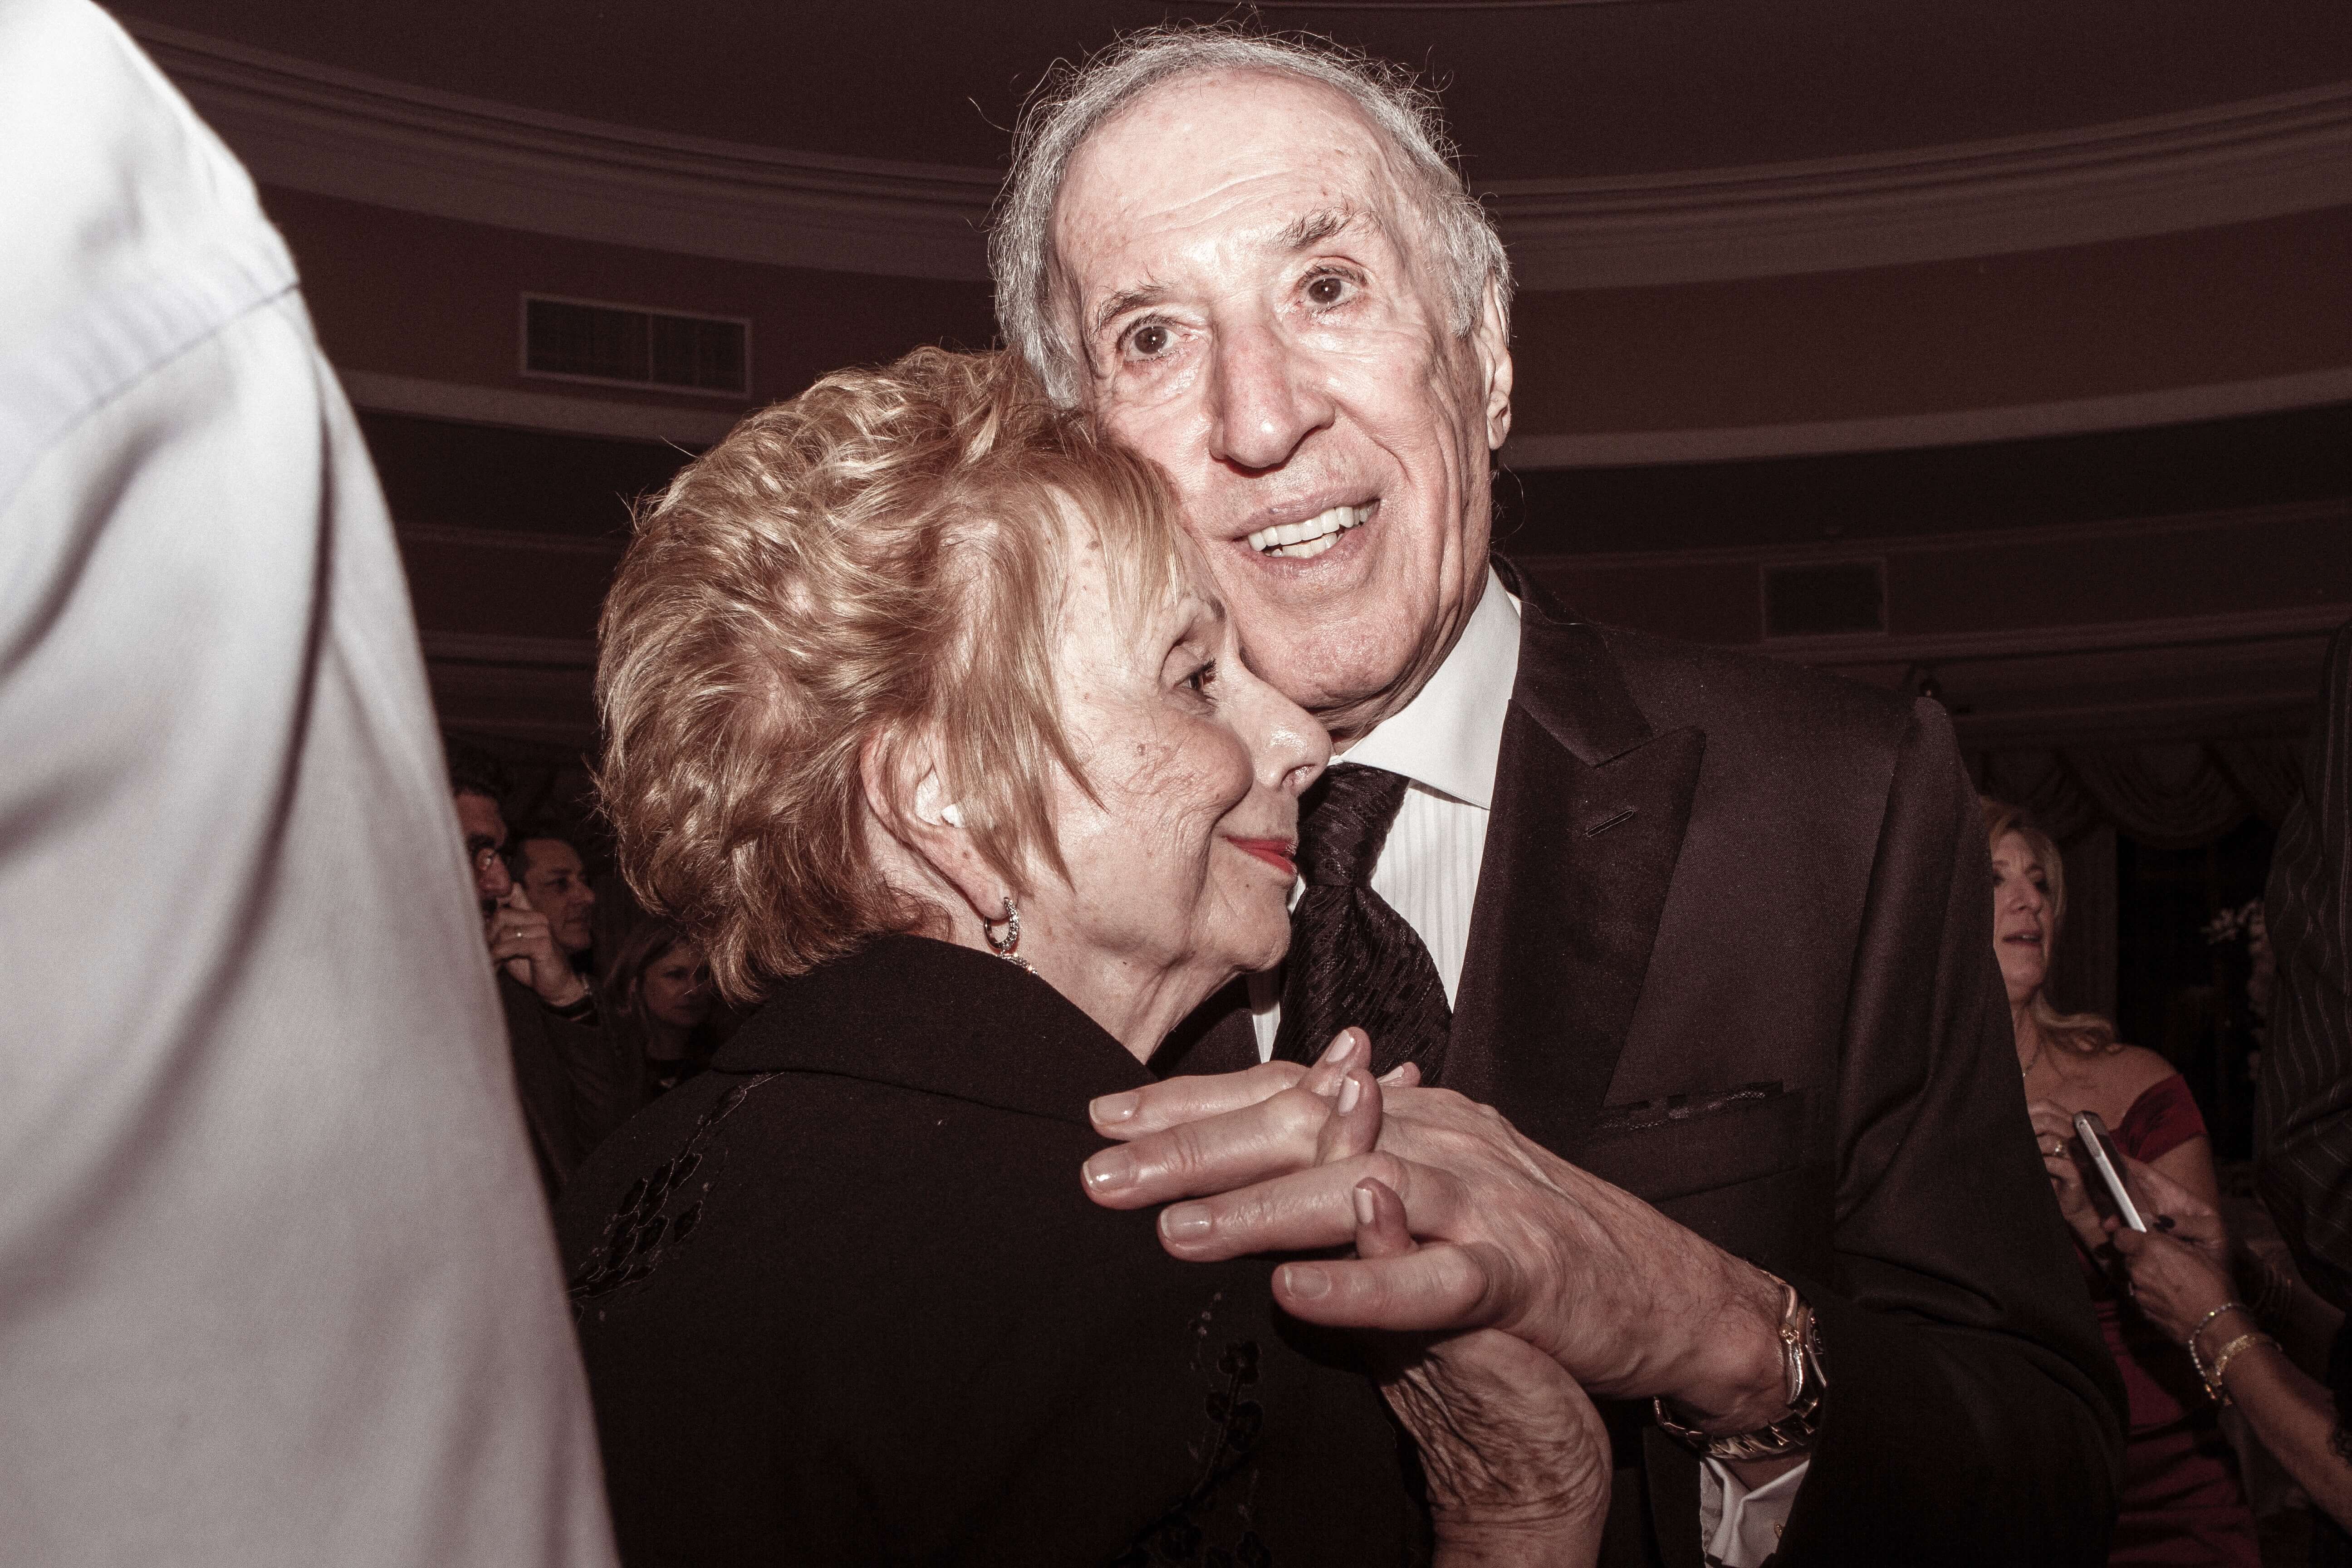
[0,5,616,1561]
[1244,568,1801,1566]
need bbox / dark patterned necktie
[1271,764,1451,1078]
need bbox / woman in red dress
[1989,798,2261,1566]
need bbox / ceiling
[109,0,2352,182]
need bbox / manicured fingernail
[1083,1149,1136,1192]
[1337,1073,1362,1115]
[1160,1203,1212,1242]
[1283,1264,1331,1300]
[1352,1184,1377,1228]
[1378,1066,1406,1085]
[1090,1092,1138,1125]
[1318,1029,1362,1067]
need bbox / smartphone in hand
[2073,1110,2149,1233]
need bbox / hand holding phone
[2073,1111,2148,1233]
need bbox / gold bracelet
[2202,1332,2279,1405]
[2186,1301,2249,1353]
[1652,1276,1826,1462]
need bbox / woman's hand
[2111,1226,2238,1349]
[2115,1155,2228,1269]
[1354,1176,1611,1566]
[2024,1100,2106,1255]
[2106,1156,2239,1349]
[1309,1051,1610,1566]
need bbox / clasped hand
[1081,1030,1793,1431]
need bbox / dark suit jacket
[556,936,1421,1567]
[2257,618,2352,1305]
[500,970,635,1198]
[1163,566,2127,1566]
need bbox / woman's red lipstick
[1225,837,1297,877]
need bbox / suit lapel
[1447,578,1706,1161]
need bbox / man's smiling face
[1050,69,1513,746]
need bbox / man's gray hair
[989,26,1513,406]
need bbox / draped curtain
[1977,740,2304,1024]
[1980,740,2305,851]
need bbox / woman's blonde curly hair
[598,347,1183,1004]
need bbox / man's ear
[1475,277,1514,453]
[858,731,994,921]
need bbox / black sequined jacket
[557,934,1421,1567]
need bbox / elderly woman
[1989,798,2259,1564]
[561,348,1608,1565]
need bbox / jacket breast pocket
[1573,1085,1835,1278]
[1573,1083,1816,1204]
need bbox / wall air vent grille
[1761,559,1886,638]
[522,295,750,397]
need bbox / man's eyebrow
[1278,205,1378,252]
[1090,282,1166,342]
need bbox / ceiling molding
[1748,600,2351,671]
[343,369,738,446]
[1490,83,2352,288]
[128,19,2352,288]
[1521,497,2349,572]
[1500,368,2352,468]
[348,360,2352,465]
[421,630,599,667]
[127,20,999,282]
[398,526,625,561]
[1950,688,2321,752]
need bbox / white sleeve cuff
[1698,1455,1809,1566]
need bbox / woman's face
[642,942,712,1033]
[1989,831,2055,1006]
[1017,508,1328,1045]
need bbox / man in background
[2257,621,2352,1564]
[454,781,635,1196]
[512,829,602,979]
[0,3,615,1560]
[2259,622,2352,1306]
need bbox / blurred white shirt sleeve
[0,3,616,1563]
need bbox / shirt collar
[1339,567,1520,810]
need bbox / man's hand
[486,887,588,1009]
[1082,1034,1790,1431]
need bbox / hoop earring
[982,897,1033,972]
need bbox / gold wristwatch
[1653,1278,1826,1462]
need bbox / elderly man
[992,30,2123,1565]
